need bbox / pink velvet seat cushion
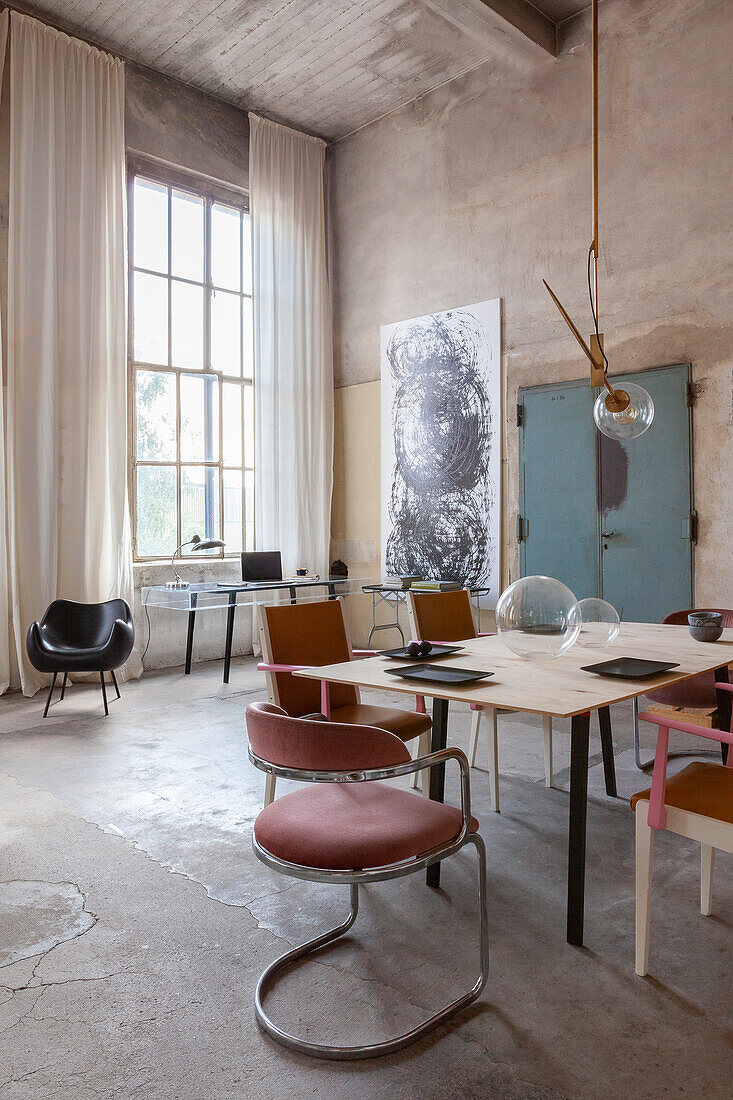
[254,782,478,871]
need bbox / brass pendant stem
[592,0,599,278]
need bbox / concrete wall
[0,24,253,675]
[330,0,733,643]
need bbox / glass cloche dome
[496,576,581,660]
[576,597,620,648]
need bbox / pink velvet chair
[631,687,733,975]
[246,700,489,1059]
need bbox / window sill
[133,557,243,590]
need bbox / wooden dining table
[296,622,733,947]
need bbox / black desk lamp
[166,534,226,589]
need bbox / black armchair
[26,599,135,717]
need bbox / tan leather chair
[257,599,432,805]
[407,588,553,812]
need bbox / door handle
[601,531,616,538]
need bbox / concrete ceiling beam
[420,0,559,59]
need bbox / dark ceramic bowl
[688,612,723,643]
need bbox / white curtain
[0,9,10,694]
[249,113,334,579]
[5,13,138,696]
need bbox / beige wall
[329,0,733,632]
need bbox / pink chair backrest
[246,701,411,772]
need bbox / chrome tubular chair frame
[632,696,719,771]
[249,747,490,1060]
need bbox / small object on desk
[167,534,226,589]
[410,580,461,591]
[581,657,680,679]
[399,574,422,588]
[687,611,723,643]
[295,568,309,577]
[381,642,461,661]
[383,664,494,685]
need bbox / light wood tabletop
[295,621,732,946]
[296,623,733,719]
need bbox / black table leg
[223,594,236,684]
[598,706,617,797]
[715,665,730,764]
[289,586,297,604]
[327,582,336,600]
[426,697,450,888]
[567,711,590,946]
[185,593,198,675]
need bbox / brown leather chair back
[408,589,477,643]
[662,608,733,628]
[259,600,358,717]
[646,607,733,707]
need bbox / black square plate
[580,657,680,679]
[383,664,494,685]
[380,644,464,661]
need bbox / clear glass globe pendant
[593,381,654,441]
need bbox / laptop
[241,551,283,583]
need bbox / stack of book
[410,580,462,591]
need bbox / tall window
[129,164,254,560]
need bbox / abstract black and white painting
[381,300,501,607]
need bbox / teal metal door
[519,365,694,621]
[599,366,693,621]
[519,380,599,600]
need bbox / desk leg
[185,595,198,675]
[598,706,617,797]
[327,582,336,599]
[567,711,590,946]
[426,697,450,889]
[715,666,730,764]
[223,595,236,684]
[289,586,297,604]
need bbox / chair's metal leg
[633,693,718,772]
[110,669,121,699]
[43,673,58,718]
[100,673,109,716]
[59,673,68,701]
[255,836,489,1060]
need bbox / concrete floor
[0,659,730,1099]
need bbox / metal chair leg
[254,835,489,1061]
[633,694,718,772]
[43,673,58,718]
[110,669,121,700]
[100,673,109,716]
[59,673,68,701]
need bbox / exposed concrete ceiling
[13,0,591,140]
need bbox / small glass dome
[576,598,620,648]
[496,576,581,660]
[593,382,654,440]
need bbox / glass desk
[142,576,371,682]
